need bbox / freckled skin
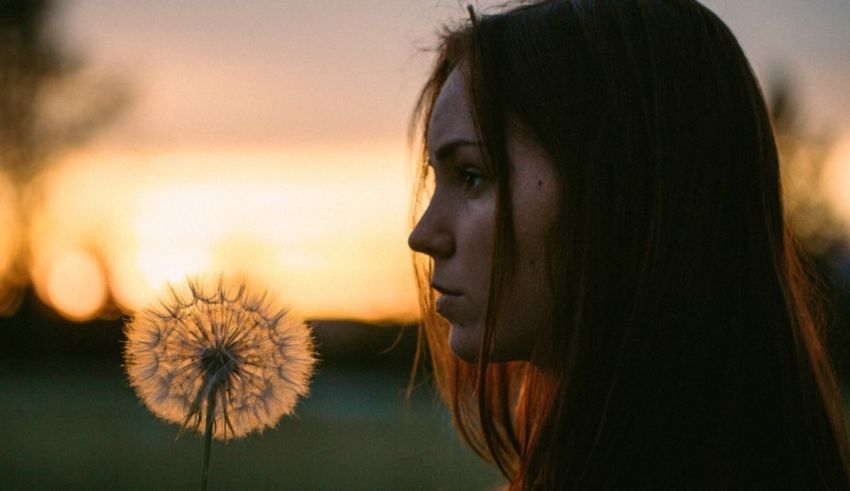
[408,68,560,362]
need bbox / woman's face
[408,68,560,362]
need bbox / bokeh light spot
[44,249,108,321]
[823,135,850,225]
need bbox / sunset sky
[5,0,849,322]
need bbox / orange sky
[3,0,848,322]
[24,144,419,322]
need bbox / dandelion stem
[201,389,216,491]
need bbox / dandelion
[124,276,317,490]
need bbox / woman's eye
[458,167,485,192]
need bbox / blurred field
[0,296,504,491]
[3,289,850,490]
[0,360,503,490]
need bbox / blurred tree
[768,71,850,383]
[0,0,127,178]
[0,0,128,314]
[769,71,848,257]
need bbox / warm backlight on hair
[24,144,419,323]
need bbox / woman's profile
[407,0,850,489]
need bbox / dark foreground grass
[0,360,504,491]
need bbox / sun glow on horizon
[23,144,419,323]
[6,133,850,324]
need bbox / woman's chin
[448,322,533,363]
[448,323,481,362]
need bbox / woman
[407,0,850,489]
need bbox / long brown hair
[410,1,850,489]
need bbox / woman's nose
[408,204,455,259]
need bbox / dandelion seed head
[124,276,317,440]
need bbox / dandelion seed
[123,276,317,489]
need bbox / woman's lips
[431,282,461,296]
[432,283,462,318]
[437,295,459,318]
[435,292,460,317]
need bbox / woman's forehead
[427,69,477,156]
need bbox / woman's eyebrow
[433,139,479,163]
